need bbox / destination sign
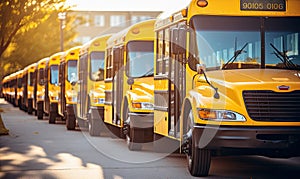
[240,0,286,11]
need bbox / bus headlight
[51,96,59,101]
[93,97,105,104]
[132,102,154,110]
[67,96,77,103]
[198,108,246,122]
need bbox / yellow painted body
[58,46,81,117]
[36,57,49,104]
[44,52,63,114]
[76,34,112,120]
[104,19,155,128]
[24,63,37,102]
[154,0,300,143]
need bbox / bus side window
[171,27,187,55]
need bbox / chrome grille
[243,90,300,122]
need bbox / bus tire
[37,108,43,120]
[49,112,56,124]
[126,126,142,151]
[27,99,33,114]
[88,109,101,136]
[185,108,211,177]
[124,107,142,151]
[37,111,43,120]
[66,114,76,130]
[37,101,43,120]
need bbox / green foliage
[0,0,67,58]
[0,0,66,77]
[5,10,80,68]
[0,0,82,79]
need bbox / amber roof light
[197,0,208,7]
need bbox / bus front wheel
[49,112,56,124]
[185,108,211,177]
[125,108,142,151]
[37,102,43,120]
[66,114,76,130]
[88,109,101,136]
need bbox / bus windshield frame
[90,51,105,81]
[67,60,78,83]
[126,41,154,78]
[190,15,300,71]
[50,65,59,85]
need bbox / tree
[0,0,79,83]
[4,10,80,68]
[0,0,67,59]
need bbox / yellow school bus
[58,46,81,130]
[104,19,155,150]
[22,63,37,114]
[2,72,18,106]
[35,57,49,120]
[10,72,17,106]
[77,34,112,136]
[45,52,64,124]
[153,0,300,176]
[16,69,24,109]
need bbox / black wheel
[37,102,43,120]
[49,112,56,124]
[27,100,33,114]
[126,126,142,151]
[27,107,33,115]
[185,108,211,177]
[125,108,142,151]
[88,109,101,136]
[37,108,43,120]
[66,114,76,130]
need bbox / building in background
[69,11,161,44]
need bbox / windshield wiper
[270,43,298,70]
[222,41,248,70]
[141,67,154,77]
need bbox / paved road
[1,98,300,179]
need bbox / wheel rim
[186,109,194,170]
[126,133,131,146]
[88,121,91,132]
[125,108,131,147]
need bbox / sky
[65,0,189,12]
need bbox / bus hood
[208,69,300,84]
[128,76,154,102]
[193,69,300,111]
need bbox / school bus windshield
[190,16,300,70]
[67,60,78,82]
[29,72,35,86]
[50,65,59,85]
[90,52,105,81]
[127,41,154,78]
[38,69,44,85]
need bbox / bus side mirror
[71,81,77,86]
[127,78,134,85]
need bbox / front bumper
[129,112,154,129]
[193,125,300,156]
[128,112,154,143]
